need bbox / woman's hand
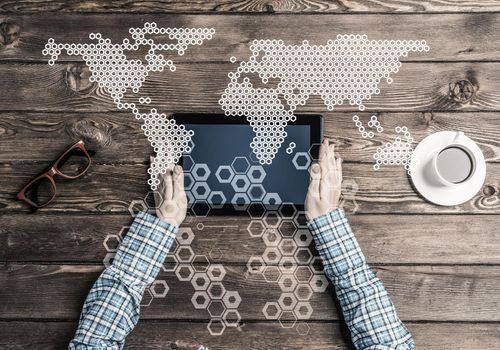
[305,139,343,221]
[152,157,187,227]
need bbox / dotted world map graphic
[44,23,429,188]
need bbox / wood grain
[1,0,500,14]
[2,264,500,321]
[2,62,500,113]
[1,111,499,163]
[2,214,500,265]
[1,162,498,214]
[1,321,499,350]
[2,14,500,62]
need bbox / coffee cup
[425,131,476,187]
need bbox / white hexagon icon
[183,173,195,191]
[177,227,194,245]
[183,155,195,172]
[247,165,266,183]
[292,152,311,170]
[310,274,329,292]
[176,246,195,263]
[231,193,250,211]
[278,292,298,311]
[191,272,210,291]
[140,288,154,307]
[263,211,281,228]
[223,291,242,309]
[279,310,297,328]
[208,264,226,281]
[192,163,211,181]
[262,228,282,247]
[263,265,282,283]
[192,254,210,272]
[103,234,121,252]
[208,282,227,299]
[192,182,211,200]
[294,247,313,264]
[103,252,116,268]
[215,165,235,183]
[144,191,162,209]
[310,256,325,274]
[279,238,298,256]
[207,318,226,336]
[223,309,241,327]
[294,283,314,301]
[247,256,265,274]
[247,220,266,238]
[294,229,313,247]
[279,256,297,274]
[118,226,130,239]
[279,202,297,219]
[191,291,210,309]
[263,247,281,264]
[294,301,313,320]
[263,192,282,210]
[247,184,266,201]
[161,254,178,272]
[263,301,282,320]
[208,191,226,209]
[231,156,250,174]
[175,263,195,281]
[231,174,251,193]
[150,280,169,298]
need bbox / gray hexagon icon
[192,254,210,272]
[118,226,130,239]
[150,280,169,298]
[207,318,226,336]
[208,191,226,209]
[279,238,298,256]
[294,265,314,283]
[263,301,282,320]
[192,182,211,200]
[262,228,282,247]
[263,247,282,264]
[231,156,250,174]
[310,274,329,292]
[292,152,311,170]
[103,252,115,268]
[175,263,195,281]
[208,282,227,299]
[223,309,241,327]
[231,193,250,211]
[263,192,282,210]
[279,292,298,311]
[247,220,266,238]
[279,310,297,329]
[310,256,325,274]
[279,202,297,219]
[279,256,297,274]
[177,227,195,245]
[296,322,311,335]
[191,272,210,291]
[140,288,154,307]
[209,247,223,261]
[144,191,162,209]
[191,291,210,309]
[208,264,226,281]
[192,163,211,181]
[128,199,148,218]
[263,211,281,228]
[247,165,266,183]
[278,273,298,292]
[294,247,313,264]
[294,229,313,247]
[183,155,195,172]
[161,254,178,272]
[223,291,242,309]
[176,246,195,263]
[294,301,313,320]
[294,283,314,301]
[191,200,211,217]
[247,184,266,201]
[231,174,251,193]
[184,173,195,191]
[263,265,282,283]
[215,165,235,183]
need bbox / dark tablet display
[173,114,323,215]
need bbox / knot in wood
[66,118,112,150]
[0,21,20,47]
[65,64,94,93]
[483,185,496,196]
[449,80,475,103]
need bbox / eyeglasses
[17,140,92,208]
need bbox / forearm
[69,211,177,349]
[308,209,414,350]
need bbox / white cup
[426,131,476,187]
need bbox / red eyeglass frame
[17,140,92,208]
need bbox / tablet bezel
[172,113,324,215]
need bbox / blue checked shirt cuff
[111,211,177,286]
[308,209,414,350]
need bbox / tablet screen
[177,115,322,214]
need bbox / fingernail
[174,165,182,174]
[312,164,320,173]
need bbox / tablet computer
[174,113,323,215]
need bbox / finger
[336,157,343,182]
[308,163,321,199]
[173,165,185,199]
[319,139,329,163]
[150,156,163,205]
[164,166,174,201]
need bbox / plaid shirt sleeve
[68,211,177,350]
[308,208,414,350]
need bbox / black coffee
[436,146,473,184]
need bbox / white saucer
[410,131,486,206]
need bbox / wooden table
[1,1,499,349]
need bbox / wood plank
[1,264,500,321]
[2,14,500,62]
[2,214,500,265]
[2,62,500,113]
[1,1,500,14]
[1,162,498,214]
[1,321,500,350]
[1,111,499,163]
